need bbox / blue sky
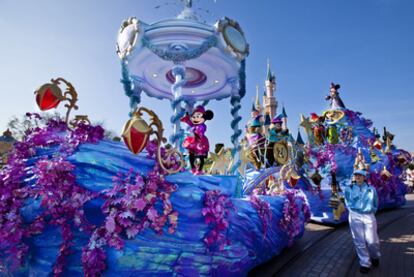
[0,0,413,150]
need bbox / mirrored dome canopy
[117,14,249,101]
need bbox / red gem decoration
[373,141,382,150]
[122,116,151,155]
[289,176,299,187]
[36,87,61,111]
[124,126,149,154]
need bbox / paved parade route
[250,194,414,277]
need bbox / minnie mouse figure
[180,105,214,175]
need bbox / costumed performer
[344,169,380,274]
[181,105,214,175]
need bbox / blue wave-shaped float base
[15,139,308,276]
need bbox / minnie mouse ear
[203,110,214,120]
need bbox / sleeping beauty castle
[254,61,277,118]
[250,61,289,133]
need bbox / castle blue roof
[251,103,258,112]
[266,61,275,82]
[0,136,14,142]
[281,107,287,118]
[0,130,15,142]
[296,130,305,145]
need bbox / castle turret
[264,60,278,118]
[255,84,262,113]
[281,106,288,130]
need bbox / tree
[6,112,63,141]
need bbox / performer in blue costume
[344,170,380,274]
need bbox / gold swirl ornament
[323,110,345,124]
[122,107,184,175]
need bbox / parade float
[240,79,410,224]
[0,2,310,276]
[293,83,410,224]
[1,1,410,276]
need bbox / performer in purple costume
[181,105,214,174]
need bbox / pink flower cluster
[279,190,310,246]
[249,195,272,238]
[201,190,234,250]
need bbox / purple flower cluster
[0,115,105,275]
[68,123,104,149]
[201,190,234,250]
[0,117,71,269]
[103,168,178,237]
[46,118,69,132]
[81,168,179,276]
[145,139,185,174]
[0,157,28,269]
[279,190,310,246]
[32,157,96,275]
[81,227,107,277]
[314,144,337,173]
[296,193,311,223]
[145,139,159,159]
[344,110,373,129]
[369,171,396,206]
[368,154,407,207]
[249,195,272,238]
